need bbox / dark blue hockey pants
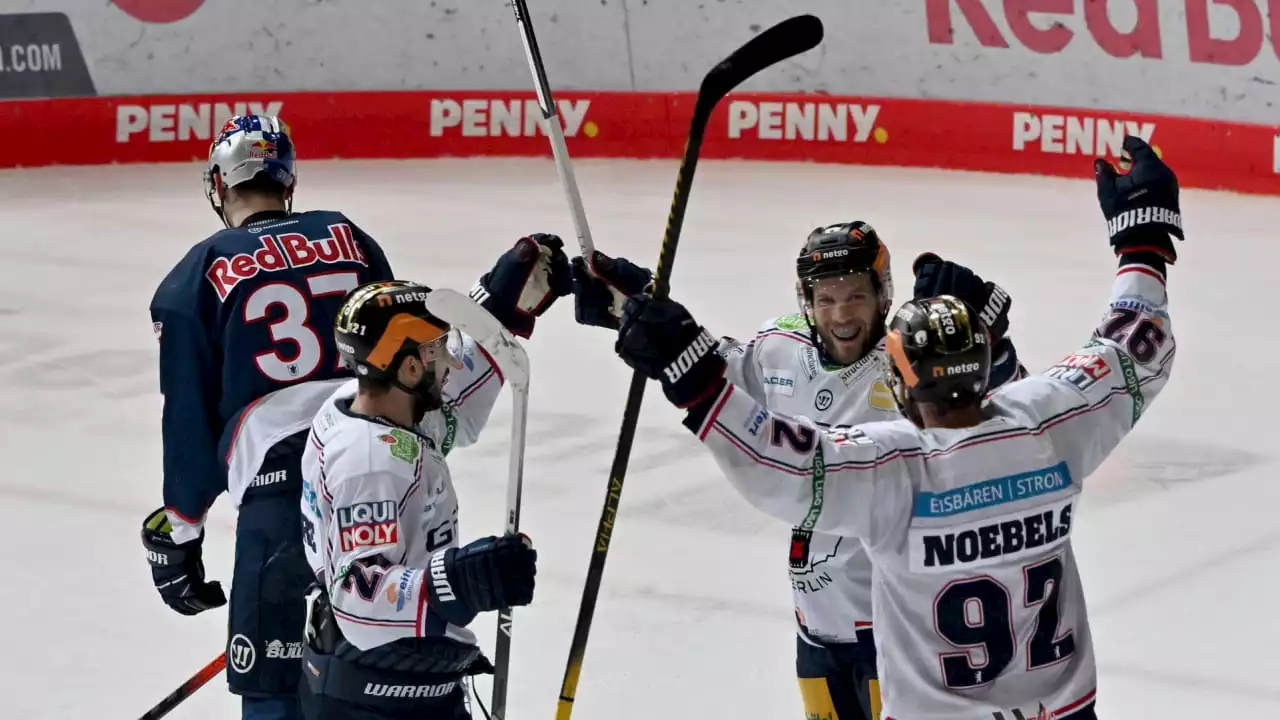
[228,430,313,720]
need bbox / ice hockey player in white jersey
[571,226,1022,720]
[610,135,1181,720]
[297,279,552,720]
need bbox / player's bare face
[811,273,880,365]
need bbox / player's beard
[408,363,447,423]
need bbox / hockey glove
[570,252,654,330]
[616,295,726,413]
[140,507,227,616]
[1095,136,1182,268]
[988,336,1028,391]
[470,234,572,338]
[912,254,1012,343]
[425,534,537,628]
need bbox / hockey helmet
[204,114,297,226]
[795,221,894,321]
[334,281,462,388]
[884,295,991,414]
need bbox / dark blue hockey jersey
[150,209,394,524]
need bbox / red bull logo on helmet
[248,138,278,159]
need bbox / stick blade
[425,289,530,390]
[698,14,824,114]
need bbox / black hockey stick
[553,15,825,720]
[137,653,226,720]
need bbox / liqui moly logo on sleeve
[205,223,368,300]
[337,501,399,552]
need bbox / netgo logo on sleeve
[337,501,399,552]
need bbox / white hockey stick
[509,0,596,260]
[424,288,529,719]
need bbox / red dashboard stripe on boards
[2,91,1276,195]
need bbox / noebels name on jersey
[911,497,1075,572]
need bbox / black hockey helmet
[334,280,454,384]
[795,221,894,319]
[884,295,991,413]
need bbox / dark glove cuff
[1117,250,1168,277]
[662,349,727,410]
[1111,226,1177,264]
[682,377,728,433]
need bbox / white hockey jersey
[300,333,503,652]
[694,264,1173,719]
[720,316,898,643]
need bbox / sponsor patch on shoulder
[379,428,420,463]
[773,314,808,332]
[1044,352,1111,391]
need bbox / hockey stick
[553,15,825,720]
[425,288,530,720]
[509,0,595,259]
[137,653,226,720]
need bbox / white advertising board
[3,0,1277,123]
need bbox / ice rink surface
[1,157,1276,718]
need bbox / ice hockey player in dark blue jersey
[139,114,399,720]
[140,113,573,720]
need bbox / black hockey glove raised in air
[425,534,537,628]
[570,251,653,330]
[912,254,1012,343]
[615,295,726,417]
[140,507,227,616]
[1095,136,1182,268]
[471,234,572,338]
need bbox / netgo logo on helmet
[812,248,850,261]
[337,501,399,551]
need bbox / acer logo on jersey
[337,501,399,552]
[205,223,369,301]
[920,502,1073,569]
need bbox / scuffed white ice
[0,157,1274,718]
